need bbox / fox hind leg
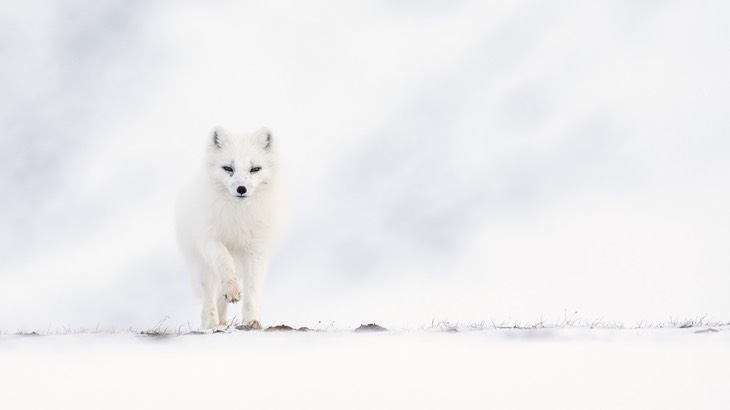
[217,292,229,326]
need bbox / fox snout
[236,186,247,197]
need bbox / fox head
[206,127,277,200]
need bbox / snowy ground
[2,326,729,409]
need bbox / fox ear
[255,127,273,151]
[211,127,225,149]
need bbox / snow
[2,328,729,409]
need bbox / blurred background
[1,0,728,330]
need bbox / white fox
[176,127,287,329]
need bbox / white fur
[176,127,287,329]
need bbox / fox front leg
[240,256,268,330]
[199,270,220,329]
[198,242,241,329]
[203,242,241,304]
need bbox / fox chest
[211,209,262,252]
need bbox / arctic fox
[176,127,287,330]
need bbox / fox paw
[222,280,241,303]
[202,314,220,330]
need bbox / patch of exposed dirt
[694,328,720,334]
[15,331,41,337]
[264,325,294,332]
[236,321,263,331]
[139,330,171,337]
[354,323,388,332]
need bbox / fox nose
[236,186,247,195]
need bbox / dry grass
[425,312,730,332]
[4,314,728,337]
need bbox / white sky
[1,0,729,330]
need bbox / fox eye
[250,166,261,173]
[222,166,234,173]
